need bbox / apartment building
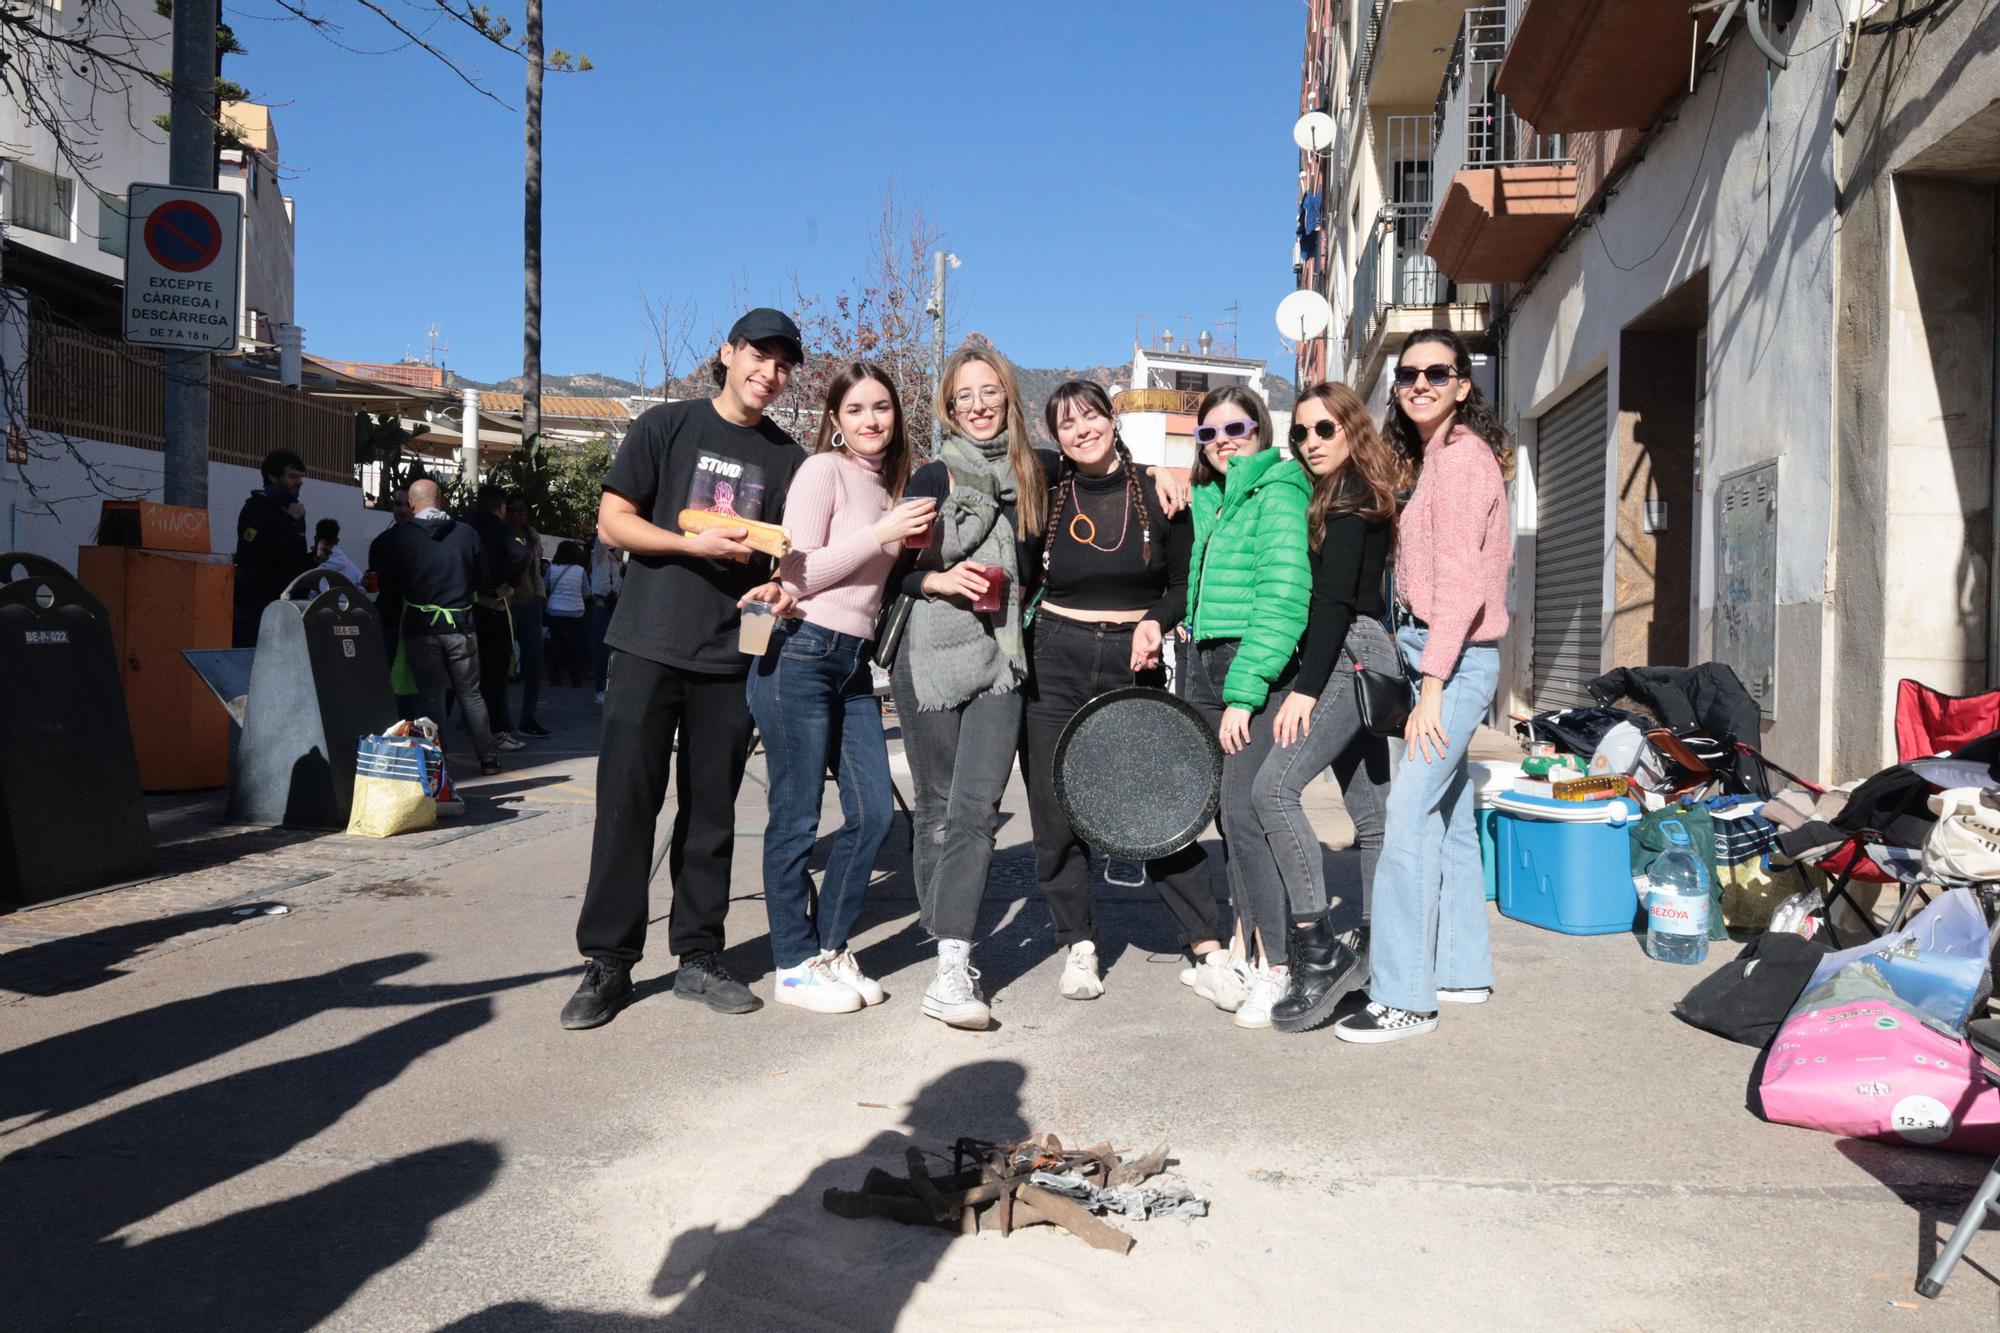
[1296,1,2000,780]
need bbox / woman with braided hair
[1018,379,1222,1002]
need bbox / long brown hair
[1189,385,1274,489]
[1293,381,1406,549]
[936,344,1045,538]
[814,361,912,500]
[1041,380,1152,582]
[1381,326,1514,481]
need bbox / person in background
[545,541,591,689]
[559,307,807,1032]
[1252,381,1402,1034]
[369,485,417,718]
[372,479,500,775]
[587,538,623,705]
[313,518,366,588]
[1334,327,1513,1046]
[507,493,551,739]
[231,448,312,646]
[467,482,525,752]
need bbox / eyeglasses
[1288,420,1340,444]
[1392,363,1458,391]
[950,386,1007,409]
[1195,419,1259,446]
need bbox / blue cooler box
[1492,791,1641,935]
[1469,761,1524,903]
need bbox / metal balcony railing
[1430,5,1566,224]
[1113,388,1204,416]
[1349,0,1388,98]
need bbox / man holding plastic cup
[560,308,807,1031]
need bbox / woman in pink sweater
[1335,328,1513,1045]
[748,362,936,1015]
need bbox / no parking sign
[122,182,242,351]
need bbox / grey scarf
[909,431,1027,710]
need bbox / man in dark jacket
[231,448,313,646]
[373,479,500,774]
[369,484,417,718]
[465,481,524,750]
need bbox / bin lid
[1468,759,1526,803]
[1489,789,1640,825]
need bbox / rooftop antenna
[425,323,449,368]
[1218,302,1240,358]
[1134,313,1156,354]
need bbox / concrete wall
[220,148,296,335]
[1501,10,1842,773]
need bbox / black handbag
[872,593,913,670]
[1351,658,1413,738]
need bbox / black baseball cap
[727,307,804,364]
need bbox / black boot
[1271,912,1367,1033]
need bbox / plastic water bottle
[1644,819,1711,965]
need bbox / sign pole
[162,0,218,510]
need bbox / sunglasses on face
[1393,363,1459,391]
[1195,419,1258,446]
[1288,420,1341,444]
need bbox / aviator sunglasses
[1392,363,1459,391]
[1195,419,1259,446]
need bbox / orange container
[96,501,212,553]
[78,544,234,790]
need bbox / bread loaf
[677,508,791,561]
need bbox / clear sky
[229,0,1306,383]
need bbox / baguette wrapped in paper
[677,508,791,562]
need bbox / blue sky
[230,0,1305,382]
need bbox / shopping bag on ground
[1630,802,1727,939]
[1756,888,2000,1153]
[346,730,442,838]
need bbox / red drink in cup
[902,499,934,550]
[972,566,1007,613]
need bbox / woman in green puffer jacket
[1178,385,1313,1030]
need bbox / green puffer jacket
[1186,447,1312,710]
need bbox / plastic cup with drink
[901,497,936,550]
[738,600,777,655]
[970,565,1007,613]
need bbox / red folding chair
[1896,678,2000,761]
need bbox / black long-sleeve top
[1294,510,1392,696]
[1036,464,1190,628]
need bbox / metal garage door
[1531,372,1609,711]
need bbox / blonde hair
[936,344,1046,538]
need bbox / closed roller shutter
[1531,372,1609,712]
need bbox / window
[96,191,126,257]
[8,162,73,239]
[1175,371,1209,394]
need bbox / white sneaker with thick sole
[922,946,990,1030]
[1190,951,1252,1013]
[1233,965,1288,1029]
[773,956,863,1014]
[825,949,885,1006]
[1060,941,1104,1000]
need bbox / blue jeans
[745,619,895,969]
[1368,623,1500,1013]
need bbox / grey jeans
[1251,617,1397,924]
[1182,638,1294,966]
[406,631,496,766]
[891,650,1023,944]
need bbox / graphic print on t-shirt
[687,450,769,521]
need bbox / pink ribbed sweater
[777,449,901,639]
[1398,423,1512,679]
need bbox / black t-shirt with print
[602,398,805,675]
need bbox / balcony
[1361,0,1480,109]
[1423,6,1576,284]
[1112,388,1203,416]
[1497,0,1720,133]
[1349,203,1492,394]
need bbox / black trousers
[1020,614,1221,948]
[574,650,754,964]
[473,604,514,734]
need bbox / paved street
[3,689,1995,1331]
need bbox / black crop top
[1036,464,1190,627]
[1294,509,1392,696]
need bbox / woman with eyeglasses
[1019,380,1225,1003]
[749,362,935,1015]
[1178,385,1313,1029]
[1334,328,1512,1046]
[1249,381,1405,1034]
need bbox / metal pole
[162,0,217,510]
[522,0,543,447]
[930,250,949,456]
[461,388,481,489]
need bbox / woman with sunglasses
[1019,380,1224,1002]
[1334,328,1512,1045]
[1179,385,1312,1029]
[749,362,935,1014]
[1250,381,1405,1034]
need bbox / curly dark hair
[1381,328,1513,480]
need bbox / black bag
[1519,704,1655,759]
[1673,931,1829,1048]
[1352,659,1412,738]
[872,593,913,671]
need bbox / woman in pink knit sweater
[747,362,936,1015]
[1335,328,1514,1046]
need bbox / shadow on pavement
[436,1059,1029,1332]
[0,905,267,998]
[1,999,503,1329]
[1836,1137,1997,1293]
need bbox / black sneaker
[1332,1001,1438,1045]
[518,720,552,738]
[480,759,502,776]
[673,951,762,1014]
[1271,915,1369,1034]
[559,959,633,1030]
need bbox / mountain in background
[452,370,647,396]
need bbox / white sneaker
[922,942,990,1030]
[494,733,528,752]
[1060,941,1104,1000]
[1437,986,1493,1005]
[1233,965,1288,1030]
[773,955,863,1013]
[1190,951,1252,1013]
[825,949,885,1006]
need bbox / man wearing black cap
[561,307,808,1030]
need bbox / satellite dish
[1275,290,1333,342]
[1292,110,1337,154]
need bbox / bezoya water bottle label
[1648,888,1710,936]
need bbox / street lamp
[930,251,961,455]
